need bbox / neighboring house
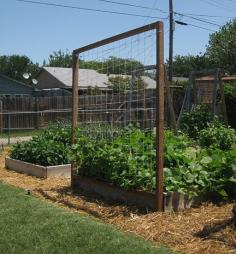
[35,67,160,93]
[0,74,34,96]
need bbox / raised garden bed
[5,157,71,178]
[73,175,201,212]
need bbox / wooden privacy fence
[0,88,178,131]
[0,96,72,130]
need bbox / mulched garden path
[0,149,235,254]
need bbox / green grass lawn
[0,182,174,254]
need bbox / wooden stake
[164,67,177,130]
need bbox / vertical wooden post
[156,22,165,212]
[193,75,197,106]
[71,51,79,188]
[168,0,174,82]
[212,70,219,117]
[0,99,2,134]
[164,67,176,130]
[219,71,228,125]
[33,92,40,129]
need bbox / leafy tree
[106,75,147,93]
[206,19,236,75]
[101,56,143,75]
[80,56,143,75]
[46,49,73,68]
[171,54,212,77]
[106,76,131,92]
[0,55,39,82]
[46,50,144,75]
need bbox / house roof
[43,67,109,90]
[42,67,157,90]
[0,74,34,95]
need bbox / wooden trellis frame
[71,21,165,211]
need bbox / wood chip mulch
[0,149,235,254]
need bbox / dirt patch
[0,149,235,254]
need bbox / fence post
[71,51,79,188]
[33,91,40,129]
[219,70,228,125]
[156,21,164,212]
[0,99,2,135]
[8,113,10,145]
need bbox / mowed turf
[0,182,174,254]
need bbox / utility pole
[168,0,174,82]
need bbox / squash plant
[11,136,70,166]
[10,123,236,199]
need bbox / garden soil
[0,149,235,254]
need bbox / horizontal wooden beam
[190,68,220,77]
[74,22,159,54]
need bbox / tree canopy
[171,18,236,77]
[0,55,39,82]
[206,19,236,75]
[80,56,143,75]
[46,51,143,75]
[171,54,212,77]
[106,75,147,93]
[46,50,73,68]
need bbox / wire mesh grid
[77,29,157,133]
[71,22,166,207]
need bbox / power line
[95,0,166,14]
[15,0,167,19]
[94,0,235,21]
[142,0,159,25]
[198,0,236,14]
[184,22,216,32]
[16,0,233,28]
[95,0,229,28]
[210,0,236,10]
[15,0,221,33]
[173,12,235,19]
[174,12,222,27]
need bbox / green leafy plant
[180,105,214,139]
[71,126,236,199]
[42,122,71,146]
[199,122,236,150]
[11,136,70,166]
[10,122,71,166]
[10,123,236,200]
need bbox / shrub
[199,122,236,150]
[180,105,214,139]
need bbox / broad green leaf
[200,156,213,164]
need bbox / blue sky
[0,0,235,65]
